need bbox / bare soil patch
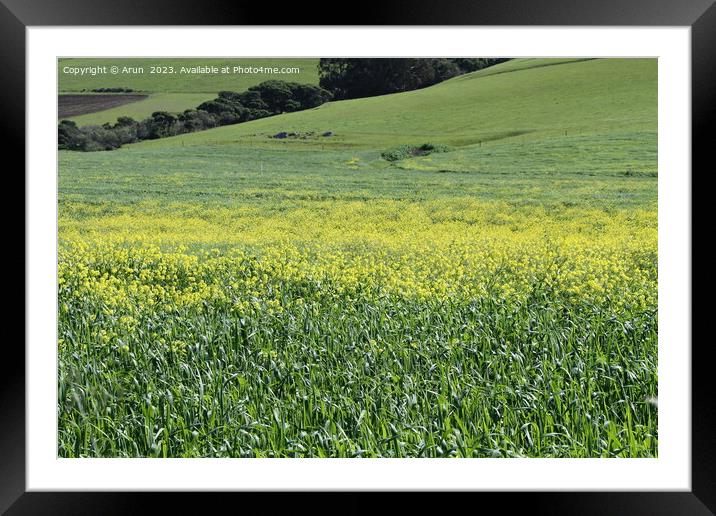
[58,94,149,119]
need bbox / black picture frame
[5,0,713,513]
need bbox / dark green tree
[318,58,509,100]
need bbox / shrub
[197,99,237,115]
[91,87,135,93]
[381,143,451,161]
[115,116,137,128]
[146,111,179,139]
[291,84,333,109]
[236,90,269,111]
[415,142,450,154]
[284,99,302,112]
[179,109,218,131]
[247,109,272,121]
[249,80,294,113]
[80,126,122,151]
[58,120,83,150]
[380,144,414,162]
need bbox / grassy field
[58,58,658,458]
[58,58,320,126]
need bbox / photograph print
[57,56,658,458]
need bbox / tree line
[317,58,508,100]
[58,80,333,151]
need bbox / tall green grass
[59,274,657,457]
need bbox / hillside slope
[131,58,656,151]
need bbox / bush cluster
[381,143,451,162]
[59,80,332,151]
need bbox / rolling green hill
[59,58,320,126]
[131,58,656,154]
